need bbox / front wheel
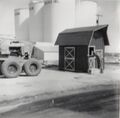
[1,60,22,78]
[24,59,41,76]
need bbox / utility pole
[96,14,103,25]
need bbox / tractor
[0,40,41,78]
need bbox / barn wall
[90,33,105,69]
[90,33,104,50]
[59,46,64,70]
[75,46,88,72]
[59,45,88,72]
[91,37,104,50]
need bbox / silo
[43,0,75,43]
[14,8,29,41]
[75,0,97,27]
[29,0,44,42]
[98,0,120,52]
[118,1,120,52]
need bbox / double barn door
[64,47,75,71]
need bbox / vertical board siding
[59,46,64,70]
[90,31,104,50]
[90,37,104,50]
[90,32,105,69]
[59,45,88,72]
[75,46,88,72]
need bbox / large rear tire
[1,60,22,78]
[24,58,41,76]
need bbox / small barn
[55,25,109,72]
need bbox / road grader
[0,40,41,78]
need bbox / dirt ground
[0,64,119,114]
[0,87,119,118]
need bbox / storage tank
[75,0,97,27]
[43,0,75,43]
[14,8,29,41]
[29,0,44,42]
[118,1,120,52]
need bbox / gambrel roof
[55,25,109,46]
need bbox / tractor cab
[9,41,24,57]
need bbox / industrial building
[15,0,75,43]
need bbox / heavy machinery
[0,40,41,78]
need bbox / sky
[0,0,30,36]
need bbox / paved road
[0,84,119,118]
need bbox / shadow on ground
[42,65,59,71]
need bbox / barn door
[88,46,95,68]
[95,50,103,58]
[64,47,75,71]
[95,50,104,68]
